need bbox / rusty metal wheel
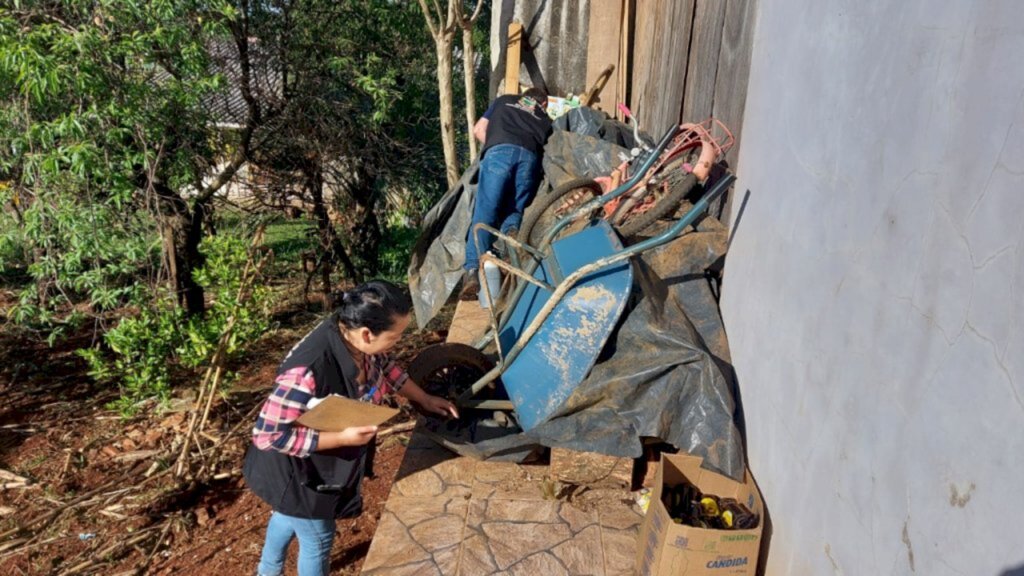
[407,343,497,402]
[520,178,604,247]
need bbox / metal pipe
[481,252,553,292]
[470,223,546,264]
[459,399,516,411]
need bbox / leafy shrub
[378,224,418,282]
[79,232,273,414]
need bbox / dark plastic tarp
[406,114,745,480]
[419,214,747,480]
[407,161,480,329]
[408,127,629,329]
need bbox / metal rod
[471,223,546,263]
[455,365,504,405]
[481,253,553,292]
[458,399,516,411]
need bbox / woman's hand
[317,425,378,450]
[420,394,459,419]
[398,380,459,419]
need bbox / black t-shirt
[482,94,553,156]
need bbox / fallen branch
[138,520,174,574]
[0,469,29,483]
[377,421,416,440]
[113,450,161,463]
[58,525,162,576]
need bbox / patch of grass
[214,209,315,279]
[263,218,315,274]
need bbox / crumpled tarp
[407,161,479,329]
[408,127,630,329]
[552,106,646,149]
[420,214,747,481]
[542,130,631,190]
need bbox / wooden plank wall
[585,1,754,145]
[629,0,695,136]
[712,0,758,170]
[585,0,758,220]
[583,0,624,115]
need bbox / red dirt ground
[0,292,449,575]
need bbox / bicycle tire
[616,170,699,239]
[520,177,604,247]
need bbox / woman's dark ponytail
[334,280,412,334]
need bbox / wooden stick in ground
[376,421,416,440]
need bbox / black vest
[243,317,368,519]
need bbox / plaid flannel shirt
[252,353,408,457]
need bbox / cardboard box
[636,454,764,575]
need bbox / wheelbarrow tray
[499,220,633,431]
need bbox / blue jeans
[257,511,335,576]
[464,143,542,272]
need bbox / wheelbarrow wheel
[520,177,604,247]
[407,343,498,403]
[615,169,699,239]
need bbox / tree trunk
[306,160,360,307]
[306,162,333,306]
[436,34,460,188]
[462,26,479,160]
[153,184,206,315]
[343,165,382,278]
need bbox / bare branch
[417,0,439,38]
[467,0,485,25]
[442,0,459,34]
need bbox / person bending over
[461,87,553,300]
[244,280,458,576]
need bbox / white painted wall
[720,1,1024,575]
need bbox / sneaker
[458,270,480,301]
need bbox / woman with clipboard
[243,280,458,576]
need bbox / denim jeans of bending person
[464,143,542,272]
[257,511,335,576]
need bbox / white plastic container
[478,257,502,309]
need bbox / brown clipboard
[296,396,400,431]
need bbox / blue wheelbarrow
[409,125,736,433]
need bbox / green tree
[1,0,269,320]
[246,0,444,298]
